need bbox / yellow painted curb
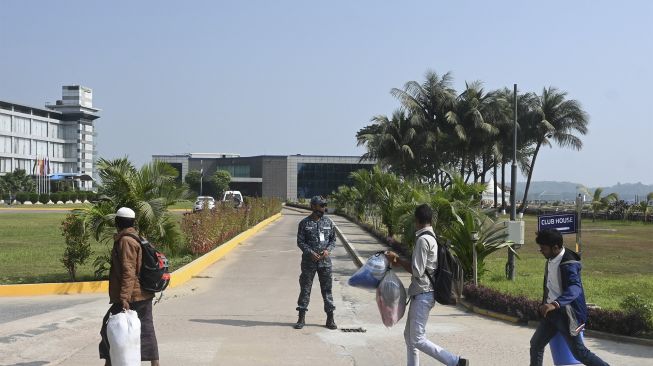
[0,212,282,297]
[169,212,282,288]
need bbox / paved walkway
[1,208,651,365]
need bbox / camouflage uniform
[296,214,337,313]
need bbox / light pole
[471,231,479,286]
[507,83,518,281]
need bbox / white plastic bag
[107,310,141,366]
[376,270,407,327]
[348,252,389,289]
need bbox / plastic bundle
[107,310,141,366]
[348,252,389,289]
[376,270,407,327]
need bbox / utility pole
[507,83,518,281]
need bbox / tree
[519,87,589,211]
[357,110,421,178]
[1,168,36,195]
[185,170,203,196]
[61,212,92,281]
[212,170,231,198]
[589,188,618,222]
[82,158,188,252]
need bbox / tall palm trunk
[501,158,506,211]
[519,140,543,212]
[493,157,498,208]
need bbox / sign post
[576,194,583,257]
[538,211,582,254]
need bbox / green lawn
[0,212,194,285]
[482,215,653,310]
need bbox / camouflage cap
[310,196,326,206]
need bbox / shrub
[619,293,653,332]
[16,192,28,203]
[29,193,39,203]
[463,284,652,336]
[181,197,281,255]
[61,192,71,202]
[51,192,61,202]
[39,194,49,204]
[60,213,93,281]
[78,192,87,201]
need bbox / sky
[1,0,651,187]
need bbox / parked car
[193,196,215,212]
[222,191,243,208]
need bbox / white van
[222,191,244,207]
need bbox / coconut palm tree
[519,87,589,211]
[445,81,498,182]
[390,70,457,184]
[589,188,618,222]
[356,110,421,178]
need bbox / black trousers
[99,299,159,361]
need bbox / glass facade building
[296,163,363,199]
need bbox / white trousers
[404,291,460,366]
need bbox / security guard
[294,196,337,330]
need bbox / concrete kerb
[0,212,283,297]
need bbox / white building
[0,85,100,189]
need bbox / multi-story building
[0,85,100,189]
[152,153,376,201]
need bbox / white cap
[116,207,136,219]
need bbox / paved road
[1,208,651,365]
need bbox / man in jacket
[385,204,468,366]
[99,207,160,366]
[294,196,337,330]
[530,228,609,366]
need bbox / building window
[216,164,251,178]
[32,120,48,137]
[0,158,11,173]
[0,136,11,153]
[33,140,47,156]
[48,123,62,139]
[15,159,31,171]
[0,114,10,132]
[296,163,373,199]
[12,117,30,135]
[13,138,30,155]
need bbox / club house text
[540,216,574,226]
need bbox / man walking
[530,229,609,366]
[385,204,468,366]
[294,196,337,330]
[99,207,160,366]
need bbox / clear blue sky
[1,0,651,187]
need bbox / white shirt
[408,227,437,297]
[546,248,565,303]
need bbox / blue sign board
[538,213,577,234]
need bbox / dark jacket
[543,248,588,335]
[109,227,154,304]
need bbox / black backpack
[418,231,463,305]
[121,233,171,293]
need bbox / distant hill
[514,181,653,202]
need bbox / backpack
[120,233,171,293]
[418,231,463,305]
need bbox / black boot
[294,311,306,329]
[326,312,337,330]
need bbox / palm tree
[588,188,618,222]
[82,158,188,251]
[390,70,457,185]
[445,81,498,183]
[356,110,421,178]
[519,87,589,212]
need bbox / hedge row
[3,192,98,203]
[463,284,652,337]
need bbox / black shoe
[325,312,337,330]
[294,311,306,329]
[457,358,469,366]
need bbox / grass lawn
[0,212,195,285]
[482,215,653,310]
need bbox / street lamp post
[471,231,480,286]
